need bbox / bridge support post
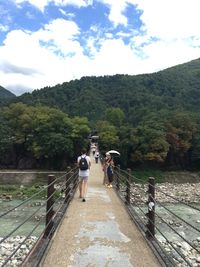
[146,177,155,239]
[125,168,131,205]
[65,167,72,204]
[44,174,56,238]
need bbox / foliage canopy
[1,58,200,169]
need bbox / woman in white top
[77,149,91,202]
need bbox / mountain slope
[0,86,16,103]
[5,58,200,122]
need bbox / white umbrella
[107,150,120,156]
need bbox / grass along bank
[0,183,48,200]
[131,169,200,184]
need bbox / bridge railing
[0,166,79,267]
[114,166,200,267]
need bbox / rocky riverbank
[129,182,200,266]
[1,182,200,267]
[131,182,200,203]
[0,236,37,266]
[159,237,200,267]
[1,229,199,267]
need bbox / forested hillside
[0,86,16,104]
[1,58,200,170]
[10,58,200,123]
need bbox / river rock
[0,236,36,266]
[182,242,191,251]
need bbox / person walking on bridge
[77,149,91,202]
[94,150,99,163]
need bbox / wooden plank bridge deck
[41,156,161,267]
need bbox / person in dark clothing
[94,150,99,163]
[105,153,114,188]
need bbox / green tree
[166,112,197,168]
[104,107,125,127]
[133,128,168,164]
[71,116,91,155]
[96,120,119,152]
[1,103,91,169]
[0,112,14,162]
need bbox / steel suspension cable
[154,211,200,253]
[155,199,200,233]
[1,215,44,267]
[115,167,147,183]
[0,174,65,218]
[116,184,175,266]
[1,169,78,266]
[116,167,200,211]
[145,211,194,267]
[150,219,192,266]
[155,186,200,212]
[0,177,67,245]
[115,169,198,267]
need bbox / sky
[0,0,200,96]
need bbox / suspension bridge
[0,154,200,267]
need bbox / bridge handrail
[114,169,200,234]
[154,207,199,253]
[145,212,194,267]
[0,166,79,267]
[114,170,176,266]
[0,173,71,245]
[114,167,200,267]
[155,186,200,212]
[115,165,200,211]
[0,171,68,218]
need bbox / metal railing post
[146,176,155,239]
[125,168,131,205]
[44,174,55,238]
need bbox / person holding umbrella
[105,152,114,188]
[106,150,120,156]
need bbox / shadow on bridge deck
[41,156,161,267]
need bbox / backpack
[79,156,89,170]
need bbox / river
[0,199,45,237]
[1,199,199,240]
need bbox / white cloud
[36,19,84,58]
[116,31,133,38]
[0,19,90,95]
[1,0,200,95]
[59,9,75,18]
[97,0,200,39]
[53,0,88,8]
[14,0,90,11]
[97,0,130,26]
[89,38,141,74]
[15,0,51,12]
[143,39,200,71]
[132,0,200,40]
[0,28,64,94]
[0,24,9,32]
